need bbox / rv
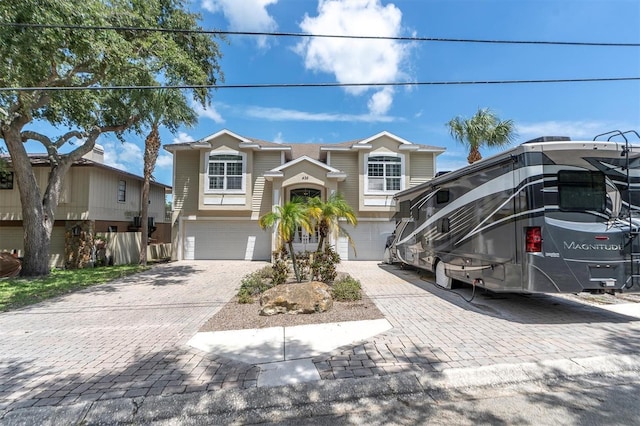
[390,131,640,294]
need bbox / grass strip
[0,265,149,312]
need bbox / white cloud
[515,120,612,142]
[245,105,399,123]
[172,132,195,144]
[202,0,278,48]
[273,132,285,143]
[192,102,225,123]
[156,154,173,169]
[295,0,410,115]
[367,87,394,116]
[102,141,127,170]
[119,142,143,164]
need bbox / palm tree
[447,108,517,164]
[306,193,357,253]
[259,199,314,282]
[138,89,197,265]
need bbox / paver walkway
[2,260,640,415]
[315,262,640,379]
[0,261,267,412]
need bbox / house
[165,129,445,261]
[0,145,171,267]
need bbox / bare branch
[54,131,85,149]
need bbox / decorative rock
[259,281,333,316]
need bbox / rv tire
[435,260,452,289]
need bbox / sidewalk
[3,353,640,425]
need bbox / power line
[2,22,639,47]
[2,77,639,92]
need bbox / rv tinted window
[558,171,605,212]
[436,190,450,204]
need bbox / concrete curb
[3,353,640,425]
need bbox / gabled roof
[1,154,171,189]
[163,129,445,157]
[270,155,342,173]
[163,129,290,152]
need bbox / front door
[290,188,321,252]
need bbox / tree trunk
[288,241,302,283]
[140,125,161,266]
[467,146,482,164]
[2,126,52,276]
[2,120,98,276]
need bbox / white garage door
[183,221,271,260]
[338,221,396,261]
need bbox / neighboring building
[165,129,445,261]
[0,145,171,267]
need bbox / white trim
[205,150,247,194]
[359,131,412,146]
[364,152,406,195]
[270,155,342,173]
[364,198,397,207]
[203,196,246,205]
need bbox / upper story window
[207,152,246,192]
[118,180,126,202]
[0,172,14,190]
[365,154,404,193]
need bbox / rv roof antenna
[593,130,624,141]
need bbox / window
[118,180,126,202]
[108,225,118,232]
[0,172,14,190]
[207,153,245,192]
[436,189,450,204]
[558,170,605,212]
[366,154,403,193]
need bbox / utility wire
[1,77,639,92]
[2,22,639,47]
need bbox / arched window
[207,152,245,192]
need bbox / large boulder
[259,281,333,316]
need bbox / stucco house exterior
[0,145,171,267]
[165,129,445,261]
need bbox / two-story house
[165,129,445,261]
[0,145,171,267]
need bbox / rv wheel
[435,260,452,289]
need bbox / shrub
[295,251,312,281]
[331,275,362,301]
[237,269,274,304]
[311,246,340,283]
[271,248,290,285]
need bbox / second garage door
[338,221,396,261]
[184,221,271,260]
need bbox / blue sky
[11,0,640,186]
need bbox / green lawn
[0,265,149,312]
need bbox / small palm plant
[306,193,357,254]
[258,199,314,283]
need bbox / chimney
[83,144,105,163]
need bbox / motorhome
[390,131,640,294]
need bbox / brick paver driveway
[0,261,267,412]
[316,262,640,378]
[2,260,640,413]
